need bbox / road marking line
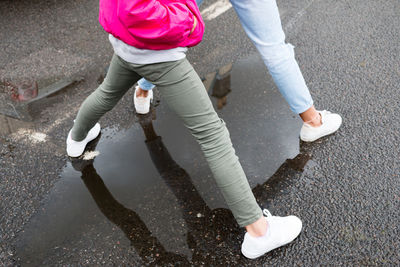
[201,0,232,21]
[284,0,316,32]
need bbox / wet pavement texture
[1,0,400,265]
[13,54,303,266]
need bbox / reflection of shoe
[241,209,302,259]
[70,157,94,172]
[66,123,101,157]
[134,86,153,114]
[300,110,342,142]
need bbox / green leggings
[72,54,263,227]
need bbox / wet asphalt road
[1,0,400,265]
[11,54,303,266]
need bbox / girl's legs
[71,54,141,141]
[132,58,263,227]
[70,53,264,227]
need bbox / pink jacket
[99,0,205,50]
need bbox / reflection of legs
[139,117,237,264]
[71,54,141,141]
[79,164,189,265]
[139,116,212,219]
[136,58,263,228]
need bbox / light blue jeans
[138,0,313,114]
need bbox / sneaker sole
[241,249,267,259]
[300,121,342,142]
[241,237,298,259]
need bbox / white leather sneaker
[300,110,342,142]
[241,209,302,259]
[134,86,153,114]
[66,123,101,157]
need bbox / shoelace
[263,209,272,217]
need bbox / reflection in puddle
[0,77,79,121]
[56,115,312,265]
[210,63,232,110]
[70,116,243,265]
[287,152,312,172]
[3,79,38,102]
[75,147,190,265]
[15,113,313,265]
[0,114,34,136]
[253,152,314,207]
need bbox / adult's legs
[138,0,313,115]
[137,78,155,91]
[230,0,343,138]
[230,0,313,115]
[136,78,155,99]
[71,54,141,141]
[138,0,342,133]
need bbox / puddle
[210,53,302,187]
[0,114,34,136]
[14,53,308,265]
[209,63,232,110]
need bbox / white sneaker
[134,86,153,114]
[300,110,342,142]
[66,123,101,157]
[241,209,302,259]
